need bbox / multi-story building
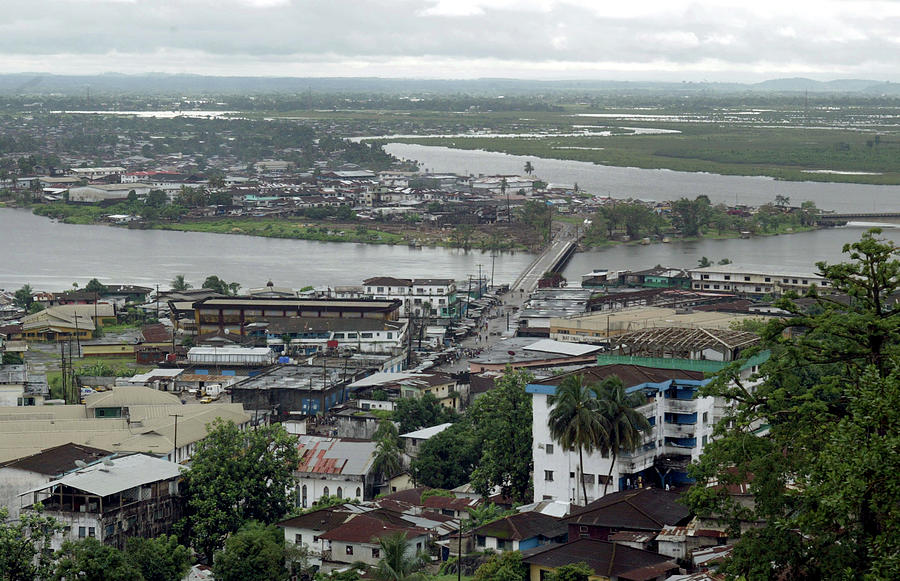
[294,436,377,508]
[528,354,766,504]
[361,277,458,318]
[689,264,830,296]
[19,453,183,550]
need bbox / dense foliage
[686,229,900,578]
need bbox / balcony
[665,399,697,413]
[664,423,696,438]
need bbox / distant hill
[0,73,895,97]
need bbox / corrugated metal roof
[524,339,601,357]
[400,423,453,440]
[20,453,182,497]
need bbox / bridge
[817,212,900,224]
[510,225,579,294]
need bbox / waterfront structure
[689,264,830,296]
[68,183,152,202]
[18,453,183,550]
[527,355,766,504]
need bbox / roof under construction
[612,326,760,358]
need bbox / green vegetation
[155,218,406,245]
[213,522,288,581]
[686,229,900,577]
[384,122,900,185]
[393,392,458,433]
[179,420,300,562]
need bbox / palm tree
[547,374,608,504]
[171,274,191,291]
[595,376,651,496]
[500,178,509,222]
[523,161,534,176]
[372,531,426,581]
[372,420,403,485]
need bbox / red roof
[318,514,428,544]
[423,496,481,512]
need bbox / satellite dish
[102,458,114,467]
[74,460,87,468]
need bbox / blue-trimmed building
[527,354,766,504]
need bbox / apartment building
[689,264,830,296]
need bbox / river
[0,210,535,292]
[384,143,900,213]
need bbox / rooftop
[565,488,692,531]
[295,435,376,476]
[21,453,182,498]
[521,538,677,581]
[400,423,454,441]
[0,443,111,477]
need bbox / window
[545,443,554,454]
[702,435,708,446]
[765,277,771,282]
[582,473,595,484]
[476,535,486,547]
[78,527,86,538]
[703,412,708,424]
[337,487,343,499]
[544,470,554,481]
[88,527,95,538]
[744,276,751,281]
[802,279,808,284]
[416,542,422,551]
[723,275,730,280]
[346,545,354,556]
[569,472,575,479]
[301,485,308,508]
[372,548,380,558]
[755,287,762,292]
[713,285,720,290]
[295,534,302,544]
[323,486,329,496]
[377,287,384,293]
[701,274,709,280]
[361,333,373,338]
[356,487,361,498]
[703,284,709,289]
[792,279,798,284]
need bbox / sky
[4,0,900,81]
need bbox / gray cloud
[1,0,898,79]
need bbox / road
[510,223,578,295]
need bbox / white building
[527,356,765,504]
[69,167,126,181]
[68,183,152,203]
[294,436,377,508]
[362,277,458,318]
[689,264,830,296]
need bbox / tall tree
[53,538,142,581]
[0,506,63,581]
[670,196,712,237]
[469,368,534,503]
[393,392,456,433]
[180,420,299,562]
[125,535,192,581]
[12,284,33,309]
[473,550,527,581]
[84,278,107,294]
[523,161,534,176]
[547,374,607,504]
[212,522,287,581]
[410,422,480,489]
[372,532,426,581]
[595,376,650,495]
[372,420,403,484]
[685,229,900,578]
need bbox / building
[68,167,127,181]
[472,511,567,552]
[68,183,152,203]
[317,513,429,568]
[21,304,117,342]
[0,365,49,406]
[521,538,678,581]
[689,264,830,296]
[362,277,459,318]
[186,297,402,337]
[231,364,353,417]
[277,504,365,569]
[348,372,461,410]
[624,267,692,289]
[469,338,602,373]
[549,306,763,347]
[294,435,377,508]
[19,453,183,550]
[0,387,251,464]
[527,354,766,504]
[0,443,110,519]
[564,488,691,541]
[400,423,454,458]
[256,316,408,356]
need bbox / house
[18,453,184,550]
[68,183,152,202]
[564,488,691,543]
[521,538,678,581]
[400,423,454,458]
[317,513,429,568]
[231,364,351,417]
[257,316,408,356]
[0,364,49,406]
[348,372,461,410]
[472,511,567,552]
[277,504,364,568]
[625,267,692,290]
[423,495,480,520]
[294,436,377,508]
[0,443,110,519]
[655,523,728,561]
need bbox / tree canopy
[179,420,299,562]
[125,534,192,581]
[0,506,63,581]
[410,422,480,489]
[686,229,900,578]
[469,368,534,503]
[393,392,457,434]
[212,522,287,581]
[53,538,142,581]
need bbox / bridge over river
[817,212,900,224]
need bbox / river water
[384,143,900,213]
[0,210,535,292]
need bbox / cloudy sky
[4,0,900,81]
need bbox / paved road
[510,223,577,295]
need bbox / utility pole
[169,413,183,463]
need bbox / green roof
[595,351,770,374]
